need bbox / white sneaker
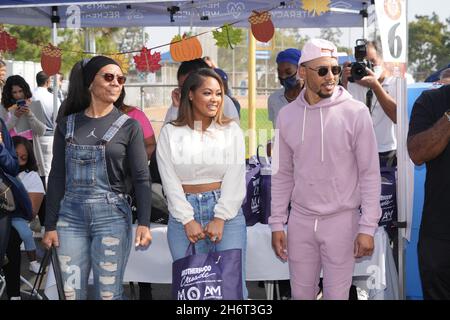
[29,260,41,274]
[10,296,21,300]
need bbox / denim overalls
[56,113,132,300]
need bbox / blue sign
[0,0,371,28]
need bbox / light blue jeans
[11,217,35,251]
[56,194,132,300]
[167,189,248,299]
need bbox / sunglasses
[97,73,127,85]
[306,65,342,77]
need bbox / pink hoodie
[269,86,381,236]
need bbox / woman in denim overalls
[42,57,152,300]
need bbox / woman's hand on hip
[204,217,225,243]
[184,220,205,243]
[42,230,59,249]
[135,225,152,248]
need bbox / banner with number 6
[375,0,407,77]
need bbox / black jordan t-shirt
[45,107,151,231]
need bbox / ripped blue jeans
[56,193,132,300]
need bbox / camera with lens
[348,39,373,82]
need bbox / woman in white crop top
[157,68,248,299]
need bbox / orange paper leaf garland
[133,47,161,73]
[248,11,274,43]
[0,30,17,52]
[41,43,62,76]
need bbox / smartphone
[16,99,28,110]
[16,99,27,108]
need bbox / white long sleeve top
[156,120,246,225]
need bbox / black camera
[348,39,373,82]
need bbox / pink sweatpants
[287,209,359,300]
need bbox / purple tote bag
[172,244,243,300]
[241,157,262,226]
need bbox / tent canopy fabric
[0,0,372,28]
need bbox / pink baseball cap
[299,38,338,65]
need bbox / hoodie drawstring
[301,107,307,143]
[314,218,318,232]
[301,106,324,162]
[320,107,324,163]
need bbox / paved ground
[1,236,269,300]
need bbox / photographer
[342,40,397,167]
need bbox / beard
[317,90,333,99]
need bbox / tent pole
[248,29,256,157]
[51,6,59,127]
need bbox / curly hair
[1,75,33,109]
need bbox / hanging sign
[375,0,407,77]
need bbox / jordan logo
[86,128,98,139]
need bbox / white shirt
[18,170,45,194]
[163,95,240,125]
[347,77,397,153]
[268,88,289,128]
[156,120,246,225]
[33,86,60,131]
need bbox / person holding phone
[0,75,46,177]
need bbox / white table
[45,223,397,299]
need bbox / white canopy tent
[0,0,413,299]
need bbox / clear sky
[408,0,450,21]
[145,1,450,52]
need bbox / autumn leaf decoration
[133,47,161,73]
[108,53,130,74]
[301,0,330,16]
[0,30,18,52]
[212,24,243,49]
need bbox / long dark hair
[173,68,231,128]
[0,59,6,87]
[12,136,38,172]
[1,75,33,109]
[64,57,125,116]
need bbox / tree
[408,13,450,81]
[2,25,122,76]
[217,28,310,91]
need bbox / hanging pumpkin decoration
[41,43,62,76]
[302,0,330,16]
[0,30,17,52]
[108,53,130,74]
[248,11,274,43]
[170,34,203,62]
[133,47,162,73]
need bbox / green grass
[239,108,274,157]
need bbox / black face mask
[279,72,299,90]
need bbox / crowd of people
[0,34,449,301]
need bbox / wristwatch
[445,110,450,122]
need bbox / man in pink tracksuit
[269,38,382,300]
